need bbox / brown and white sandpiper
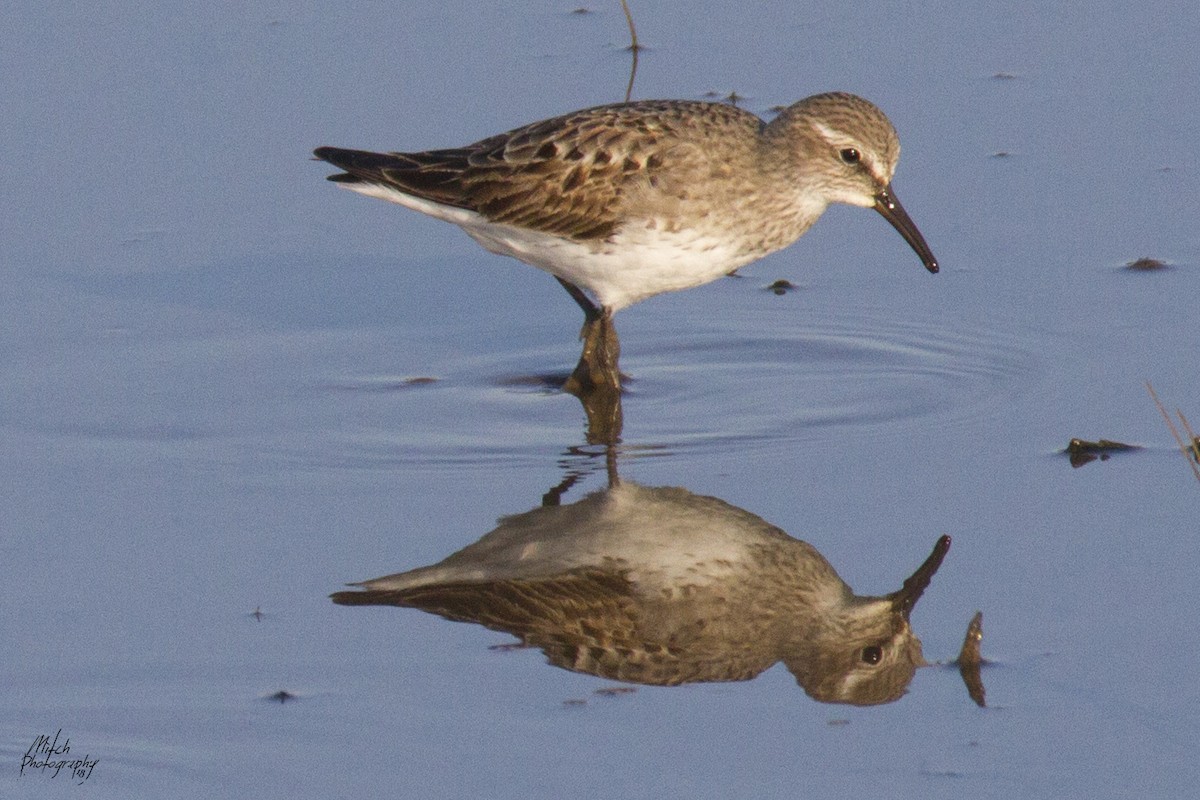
[315,92,938,393]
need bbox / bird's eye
[839,148,861,165]
[860,645,883,665]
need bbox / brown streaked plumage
[315,93,938,394]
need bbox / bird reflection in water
[332,463,953,706]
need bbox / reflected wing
[332,567,771,685]
[332,567,636,639]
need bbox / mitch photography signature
[20,729,98,785]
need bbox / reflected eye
[860,645,883,665]
[839,148,861,165]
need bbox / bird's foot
[562,312,623,445]
[563,312,622,395]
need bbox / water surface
[2,1,1198,798]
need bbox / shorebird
[332,482,951,705]
[315,92,938,394]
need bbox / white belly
[339,181,767,311]
[462,218,761,310]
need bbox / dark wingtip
[330,588,377,606]
[313,147,366,183]
[312,146,365,169]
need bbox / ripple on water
[297,304,1039,468]
[620,304,1038,451]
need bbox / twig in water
[1146,381,1200,484]
[620,0,639,102]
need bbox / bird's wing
[315,101,762,242]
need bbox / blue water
[2,1,1198,798]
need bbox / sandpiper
[315,92,938,393]
[332,482,951,705]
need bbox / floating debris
[571,7,592,14]
[593,686,637,697]
[991,72,1018,80]
[333,376,438,393]
[249,606,264,622]
[958,612,984,666]
[267,690,297,704]
[767,278,797,295]
[1125,257,1169,271]
[562,697,588,707]
[1065,437,1138,468]
[956,611,986,708]
[990,151,1013,159]
[826,718,851,727]
[701,90,745,106]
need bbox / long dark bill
[874,185,939,274]
[890,535,952,619]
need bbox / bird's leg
[555,279,623,442]
[555,277,603,323]
[563,307,621,394]
[555,278,621,394]
[564,310,624,444]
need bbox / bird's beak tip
[873,186,939,276]
[892,535,951,619]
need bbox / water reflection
[573,381,623,446]
[333,457,954,706]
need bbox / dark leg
[555,278,622,394]
[555,279,623,443]
[563,309,621,393]
[563,310,623,444]
[555,277,602,322]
